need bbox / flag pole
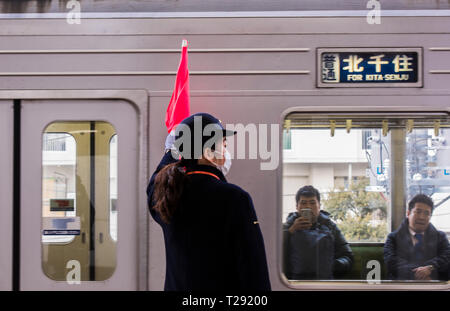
[165,39,190,134]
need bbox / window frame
[41,121,119,282]
[278,108,450,290]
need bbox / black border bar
[12,99,21,291]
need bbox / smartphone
[300,208,312,223]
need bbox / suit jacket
[384,218,450,280]
[147,151,271,291]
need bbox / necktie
[414,233,425,263]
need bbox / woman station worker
[147,113,271,291]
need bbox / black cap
[174,113,236,159]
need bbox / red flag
[165,39,190,133]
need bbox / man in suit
[384,194,450,281]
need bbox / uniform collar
[186,163,227,182]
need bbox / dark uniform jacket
[147,152,271,291]
[384,218,450,280]
[282,210,353,279]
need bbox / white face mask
[213,149,232,176]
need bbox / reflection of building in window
[42,133,76,242]
[42,133,76,218]
[42,175,67,210]
[43,133,76,210]
[283,129,371,215]
[43,134,67,151]
[282,127,388,242]
[282,118,450,242]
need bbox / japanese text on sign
[319,50,420,86]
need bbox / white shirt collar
[409,227,425,237]
[409,227,425,246]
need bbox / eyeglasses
[299,200,318,206]
[412,209,432,217]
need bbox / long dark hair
[152,158,194,223]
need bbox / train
[0,0,449,291]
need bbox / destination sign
[50,198,75,212]
[317,48,422,87]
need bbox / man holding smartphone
[283,185,353,280]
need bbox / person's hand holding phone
[288,209,313,233]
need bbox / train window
[42,121,118,281]
[282,114,450,285]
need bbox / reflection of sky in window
[431,193,450,233]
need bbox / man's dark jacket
[282,211,353,279]
[147,152,271,291]
[384,218,450,280]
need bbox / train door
[19,99,139,290]
[0,101,13,290]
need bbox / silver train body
[0,1,449,290]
